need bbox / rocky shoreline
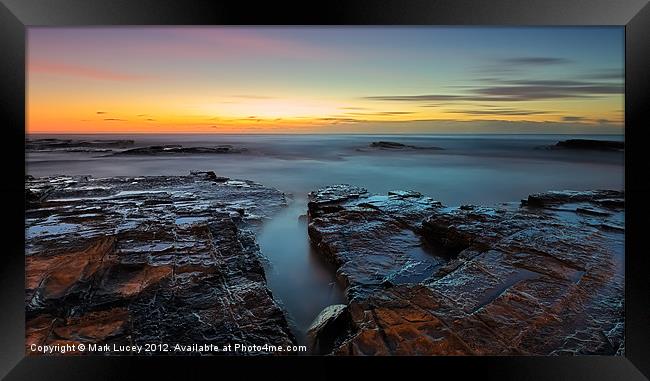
[25,171,295,355]
[306,186,624,355]
[25,172,625,356]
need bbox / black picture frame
[1,0,649,379]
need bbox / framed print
[1,0,649,379]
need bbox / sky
[27,27,624,134]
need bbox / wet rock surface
[307,185,624,355]
[308,185,444,294]
[25,171,295,354]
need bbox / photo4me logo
[29,342,307,355]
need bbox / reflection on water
[26,134,625,339]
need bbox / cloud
[365,79,622,103]
[30,61,151,81]
[472,81,622,101]
[448,108,553,116]
[365,94,516,102]
[562,116,586,122]
[313,118,623,134]
[104,118,126,121]
[500,57,572,66]
[340,106,370,110]
[159,28,338,61]
[344,111,416,117]
[376,111,414,115]
[497,79,603,86]
[233,95,275,99]
[580,69,623,81]
[317,117,362,123]
[473,56,572,75]
[96,111,106,114]
[366,95,468,102]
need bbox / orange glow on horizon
[27,27,624,135]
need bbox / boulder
[306,304,350,354]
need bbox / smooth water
[26,133,624,340]
[256,196,346,342]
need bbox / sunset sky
[27,27,624,134]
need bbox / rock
[368,141,443,150]
[25,172,295,354]
[576,206,611,216]
[111,144,245,156]
[306,304,350,354]
[594,198,625,208]
[370,141,409,149]
[308,185,445,294]
[189,170,229,182]
[523,190,624,208]
[26,186,54,209]
[307,186,624,355]
[26,138,134,152]
[388,190,422,198]
[308,184,367,207]
[554,139,624,151]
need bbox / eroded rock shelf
[24,172,625,356]
[307,185,624,355]
[25,171,295,354]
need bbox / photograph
[24,26,625,356]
